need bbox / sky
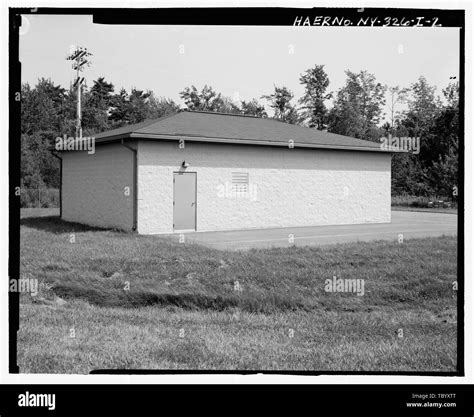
[19,15,460,118]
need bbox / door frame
[173,171,197,232]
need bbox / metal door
[173,172,196,230]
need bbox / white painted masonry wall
[62,143,135,230]
[137,141,391,234]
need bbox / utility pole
[66,46,92,139]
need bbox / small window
[231,172,249,193]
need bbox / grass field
[18,211,458,373]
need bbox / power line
[66,46,92,138]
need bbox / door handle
[191,202,195,206]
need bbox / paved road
[168,211,457,251]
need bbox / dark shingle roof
[93,110,389,152]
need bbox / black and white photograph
[10,4,464,378]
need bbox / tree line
[21,65,458,198]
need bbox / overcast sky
[19,15,460,117]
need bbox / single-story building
[58,110,394,234]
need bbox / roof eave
[62,132,406,153]
[125,132,397,153]
[94,133,133,143]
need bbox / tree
[443,81,459,108]
[424,81,459,196]
[108,88,129,125]
[108,87,151,125]
[90,77,114,106]
[401,76,443,167]
[391,78,458,197]
[127,88,151,124]
[179,84,231,113]
[240,99,267,117]
[215,96,241,114]
[20,79,66,188]
[403,76,440,135]
[327,70,386,140]
[180,85,213,111]
[299,65,332,129]
[146,92,180,119]
[327,91,365,138]
[387,86,409,131]
[391,152,431,196]
[21,79,65,135]
[439,81,459,154]
[80,78,116,134]
[262,86,300,124]
[426,149,457,197]
[180,85,242,114]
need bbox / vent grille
[231,172,249,192]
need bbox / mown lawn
[18,212,458,373]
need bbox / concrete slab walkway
[165,210,458,251]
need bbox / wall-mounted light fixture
[182,161,189,168]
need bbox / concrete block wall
[137,140,391,234]
[61,143,135,230]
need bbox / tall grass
[18,215,458,372]
[20,216,457,315]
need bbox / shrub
[20,189,59,208]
